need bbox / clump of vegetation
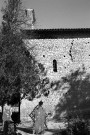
[66,117,90,135]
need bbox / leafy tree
[1,0,26,34]
[54,66,90,121]
[0,0,51,108]
[0,0,39,108]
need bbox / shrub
[66,117,90,135]
[3,120,15,135]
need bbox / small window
[53,59,57,72]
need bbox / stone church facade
[23,28,90,81]
[20,9,90,122]
[20,28,90,121]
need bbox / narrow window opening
[53,59,57,72]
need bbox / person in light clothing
[29,101,47,135]
[3,104,12,132]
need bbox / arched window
[53,59,57,72]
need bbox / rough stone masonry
[21,28,90,122]
[24,32,90,82]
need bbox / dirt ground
[0,121,65,135]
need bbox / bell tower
[25,9,36,29]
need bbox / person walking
[29,100,47,135]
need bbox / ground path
[17,126,62,135]
[0,121,66,135]
[16,121,66,135]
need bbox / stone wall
[21,37,90,121]
[24,38,90,81]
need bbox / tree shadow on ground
[17,126,63,135]
[17,127,33,134]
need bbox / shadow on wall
[52,66,90,122]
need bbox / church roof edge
[21,28,90,39]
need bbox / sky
[0,0,90,29]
